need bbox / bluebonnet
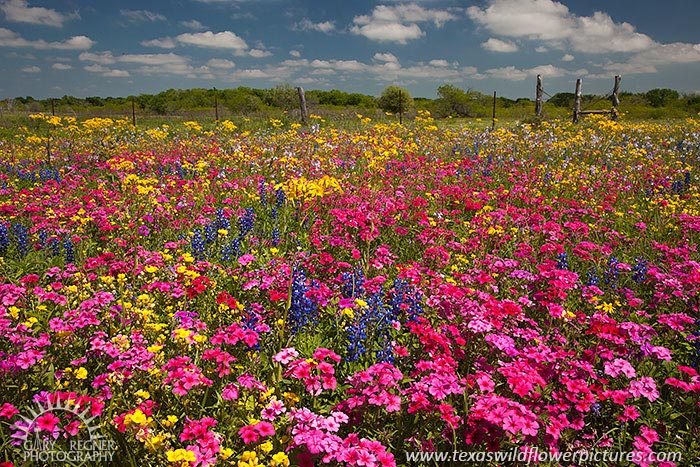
[604,256,620,290]
[389,279,424,323]
[63,236,75,264]
[556,252,569,270]
[275,187,286,209]
[13,223,29,258]
[341,268,365,298]
[191,228,205,260]
[586,267,600,286]
[370,292,395,363]
[258,179,267,205]
[49,237,60,257]
[203,223,217,245]
[289,267,317,334]
[238,208,255,239]
[215,208,230,232]
[0,223,9,255]
[632,258,648,283]
[271,227,280,247]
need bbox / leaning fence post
[535,75,543,116]
[573,78,582,123]
[296,86,308,124]
[611,75,621,120]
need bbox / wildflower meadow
[0,112,699,466]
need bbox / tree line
[3,84,699,120]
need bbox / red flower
[35,413,60,432]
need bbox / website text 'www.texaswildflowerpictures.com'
[404,448,683,465]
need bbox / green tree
[378,86,412,115]
[436,84,474,117]
[645,88,679,107]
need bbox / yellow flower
[144,265,158,273]
[354,298,368,309]
[74,367,88,380]
[341,308,354,319]
[167,448,196,463]
[162,415,179,428]
[271,452,290,467]
[259,441,273,453]
[135,390,150,399]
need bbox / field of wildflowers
[0,112,699,466]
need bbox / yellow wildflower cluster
[276,175,342,201]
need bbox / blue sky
[1,0,699,99]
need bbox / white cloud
[294,18,335,34]
[481,37,518,53]
[79,51,116,65]
[428,59,450,67]
[562,53,574,61]
[0,0,77,27]
[535,46,548,53]
[119,53,189,66]
[176,30,248,51]
[21,65,39,72]
[0,28,94,50]
[51,62,72,70]
[468,0,654,54]
[289,49,301,57]
[84,64,130,77]
[80,51,193,75]
[351,3,457,44]
[248,48,272,58]
[120,9,166,23]
[207,58,235,69]
[141,37,177,49]
[373,52,399,63]
[180,19,206,30]
[482,64,568,81]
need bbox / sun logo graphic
[12,398,116,464]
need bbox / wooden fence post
[611,75,621,120]
[573,78,582,123]
[213,89,219,122]
[296,87,308,124]
[492,91,497,129]
[535,75,543,116]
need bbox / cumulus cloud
[479,63,568,81]
[428,59,450,67]
[373,52,399,63]
[84,64,130,77]
[467,0,654,54]
[289,49,301,57]
[207,58,235,69]
[294,18,335,34]
[176,30,248,51]
[481,37,518,53]
[248,48,272,58]
[141,37,177,49]
[180,20,206,30]
[351,3,457,44]
[51,62,72,70]
[0,28,94,50]
[21,65,39,72]
[561,53,574,61]
[0,0,78,27]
